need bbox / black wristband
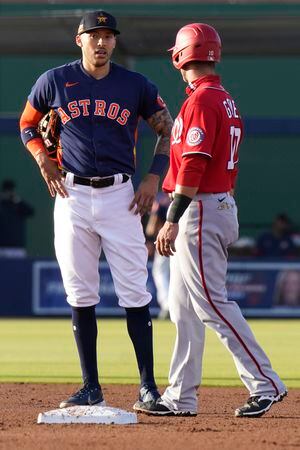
[166,193,192,223]
[21,127,40,146]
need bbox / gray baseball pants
[162,193,286,413]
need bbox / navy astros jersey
[28,60,165,177]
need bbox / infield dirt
[0,384,299,450]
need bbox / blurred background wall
[1,1,300,257]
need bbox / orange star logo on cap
[98,15,107,23]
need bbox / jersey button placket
[91,83,101,170]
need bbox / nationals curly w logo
[186,127,205,147]
[171,117,183,145]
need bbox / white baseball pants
[54,175,151,308]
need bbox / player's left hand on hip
[129,173,159,216]
[156,222,178,256]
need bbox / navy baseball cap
[78,11,120,35]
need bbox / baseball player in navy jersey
[135,23,287,418]
[20,11,173,409]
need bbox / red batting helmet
[169,23,221,69]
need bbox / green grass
[0,319,299,387]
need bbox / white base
[37,405,138,425]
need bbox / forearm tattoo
[147,109,173,157]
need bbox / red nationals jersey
[163,74,243,193]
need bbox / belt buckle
[90,176,102,187]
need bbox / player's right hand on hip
[35,153,69,198]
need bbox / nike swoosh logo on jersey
[65,82,79,87]
[218,196,226,202]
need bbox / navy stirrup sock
[71,305,99,386]
[125,304,156,388]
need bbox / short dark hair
[182,61,215,71]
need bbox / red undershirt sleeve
[19,101,46,158]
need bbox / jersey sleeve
[27,71,53,114]
[176,153,209,188]
[181,102,218,158]
[139,78,166,120]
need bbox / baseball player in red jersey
[19,11,173,410]
[134,23,287,418]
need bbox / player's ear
[76,34,83,48]
[112,35,117,50]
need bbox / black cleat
[134,397,197,416]
[235,390,288,418]
[59,384,105,408]
[133,384,160,411]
